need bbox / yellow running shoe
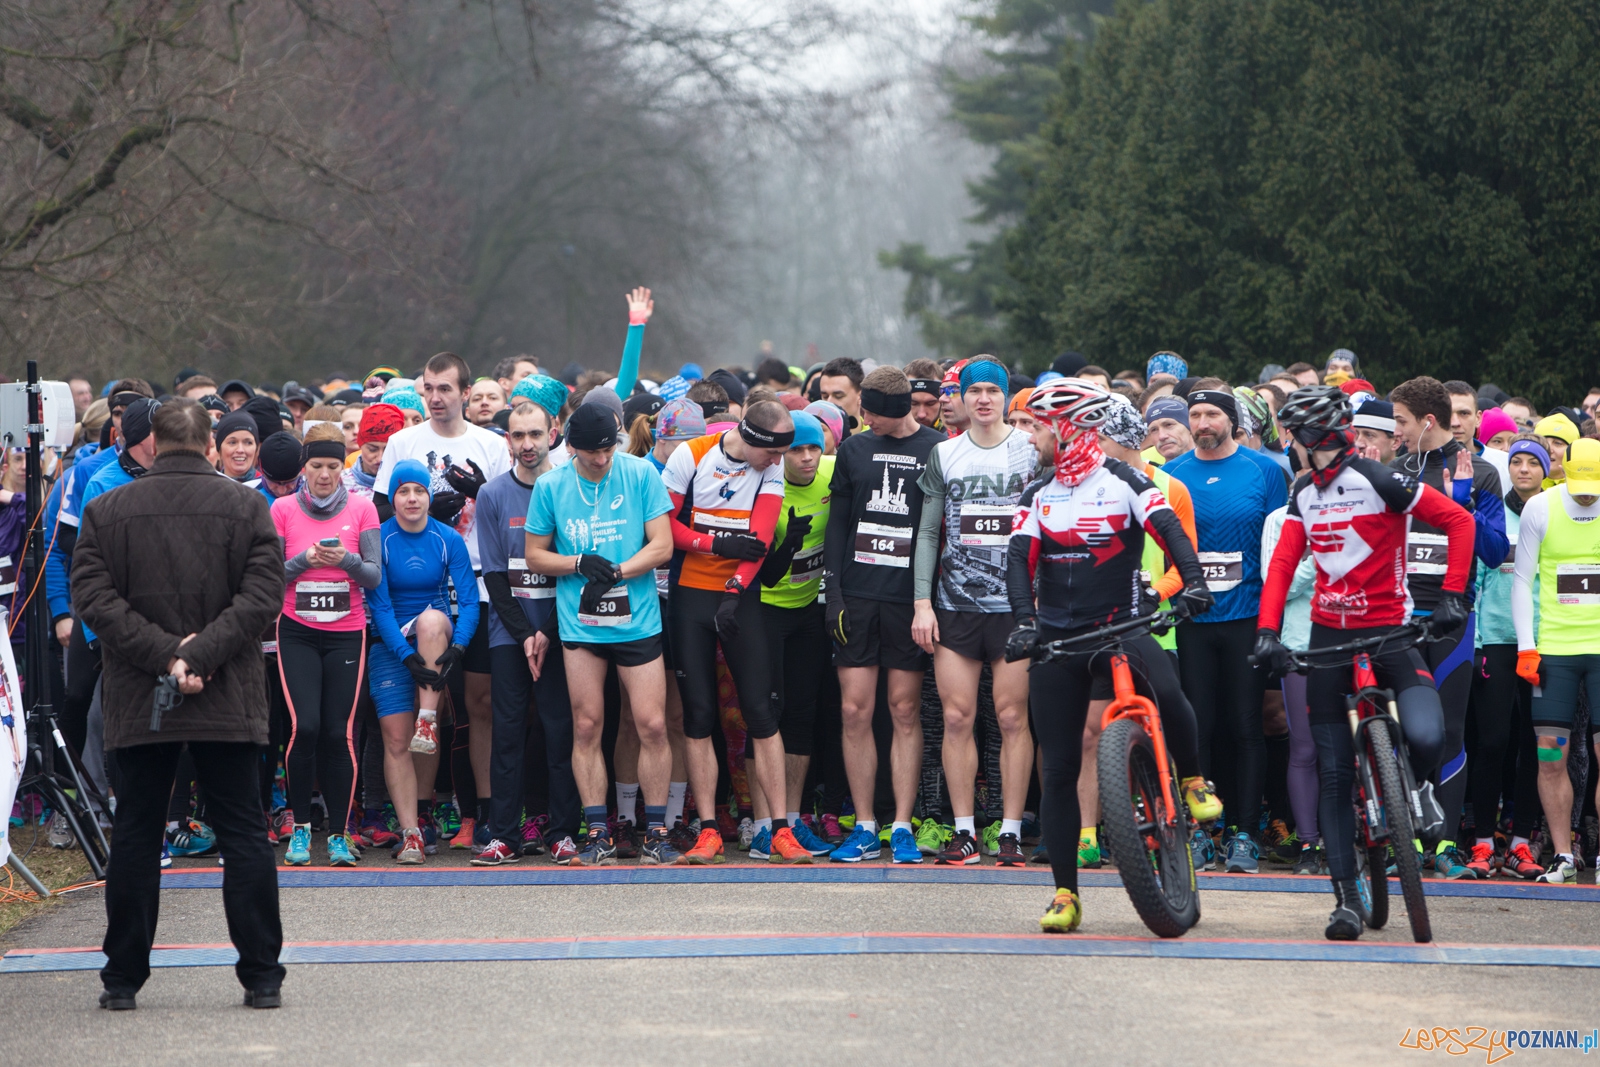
[1039,889,1083,934]
[1181,777,1223,824]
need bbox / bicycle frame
[1343,651,1424,847]
[1100,654,1181,832]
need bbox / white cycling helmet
[1026,377,1117,429]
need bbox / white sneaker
[1536,857,1577,885]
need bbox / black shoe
[1325,879,1364,942]
[995,832,1026,868]
[610,819,640,860]
[243,987,282,1009]
[667,819,696,856]
[936,829,981,865]
[99,989,137,1011]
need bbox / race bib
[578,585,633,627]
[854,522,912,568]
[1406,532,1449,576]
[1555,563,1600,606]
[261,619,278,656]
[1499,536,1516,575]
[655,565,671,599]
[790,543,824,585]
[509,558,556,600]
[957,504,1012,547]
[692,510,750,535]
[1196,550,1243,593]
[294,579,351,623]
[0,555,15,596]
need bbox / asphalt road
[3,852,1597,1066]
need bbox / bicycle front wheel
[1098,717,1199,938]
[1356,841,1388,930]
[1367,717,1431,943]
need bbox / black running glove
[429,490,467,526]
[434,643,467,686]
[403,653,442,690]
[579,578,620,618]
[1170,583,1214,621]
[711,532,767,561]
[757,508,811,588]
[445,458,487,499]
[1004,616,1039,664]
[1429,591,1472,638]
[714,590,742,640]
[1251,629,1293,679]
[576,553,622,584]
[825,578,848,645]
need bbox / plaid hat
[655,398,707,442]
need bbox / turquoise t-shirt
[525,451,671,643]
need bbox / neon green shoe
[1181,777,1223,824]
[838,813,856,832]
[1077,839,1103,869]
[980,822,1000,857]
[915,818,951,856]
[1040,888,1083,933]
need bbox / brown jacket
[73,450,284,750]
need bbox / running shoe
[609,817,640,860]
[396,827,425,864]
[748,825,772,860]
[890,826,922,864]
[309,793,328,832]
[1464,841,1495,879]
[1265,823,1299,866]
[270,779,287,813]
[1039,889,1083,933]
[160,840,172,869]
[678,826,726,865]
[471,839,519,866]
[640,826,682,865]
[1030,844,1050,864]
[829,825,882,863]
[417,815,441,856]
[1189,827,1214,873]
[980,822,1001,857]
[937,829,981,866]
[168,819,219,858]
[284,824,312,866]
[409,714,439,755]
[995,832,1026,867]
[449,817,476,850]
[1077,838,1102,869]
[668,820,697,856]
[1224,831,1259,874]
[46,810,75,849]
[1536,857,1577,884]
[1020,812,1042,845]
[571,830,618,867]
[737,816,756,852]
[327,834,359,867]
[1180,776,1223,824]
[549,835,579,865]
[270,808,294,843]
[790,818,835,857]
[1434,843,1474,880]
[434,801,461,838]
[915,818,951,856]
[718,807,741,841]
[361,807,400,850]
[768,827,814,865]
[521,815,549,856]
[1292,842,1322,876]
[265,811,279,846]
[821,813,845,843]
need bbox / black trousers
[762,600,827,757]
[488,643,580,845]
[1177,617,1266,837]
[102,741,284,994]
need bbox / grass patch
[1,839,96,941]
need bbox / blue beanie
[384,388,424,416]
[959,359,1009,397]
[789,410,825,450]
[389,458,432,501]
[679,363,704,381]
[512,373,568,419]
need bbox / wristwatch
[725,576,746,595]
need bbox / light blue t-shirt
[525,451,671,643]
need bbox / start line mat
[154,865,1600,902]
[6,933,1600,973]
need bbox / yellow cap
[1564,438,1600,496]
[1534,412,1580,445]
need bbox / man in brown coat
[73,397,287,1010]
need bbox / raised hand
[626,286,654,326]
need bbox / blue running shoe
[327,834,358,867]
[829,824,882,863]
[160,840,172,869]
[167,819,218,858]
[1190,826,1215,872]
[748,826,773,860]
[1224,831,1259,874]
[284,824,312,866]
[790,818,834,857]
[891,826,922,864]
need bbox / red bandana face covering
[1305,431,1356,488]
[1050,421,1105,485]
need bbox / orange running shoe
[768,826,814,865]
[450,817,476,850]
[676,826,726,865]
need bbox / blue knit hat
[389,458,432,501]
[789,410,825,450]
[1146,351,1187,380]
[511,373,568,419]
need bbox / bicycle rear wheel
[1366,717,1431,943]
[1098,717,1199,938]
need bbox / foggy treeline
[0,0,992,385]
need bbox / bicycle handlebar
[1032,610,1179,663]
[1249,620,1435,672]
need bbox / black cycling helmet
[1276,385,1353,450]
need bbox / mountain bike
[1273,623,1434,944]
[1034,610,1198,938]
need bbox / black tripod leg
[45,715,111,860]
[31,771,107,879]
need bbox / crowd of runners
[18,286,1600,941]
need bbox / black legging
[1029,629,1200,894]
[1467,644,1519,842]
[277,614,366,835]
[762,600,826,756]
[1176,616,1265,837]
[670,585,777,740]
[1423,616,1475,844]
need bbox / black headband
[699,400,729,419]
[739,419,794,449]
[860,387,912,419]
[110,391,145,412]
[1186,389,1239,428]
[302,439,347,463]
[908,378,941,397]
